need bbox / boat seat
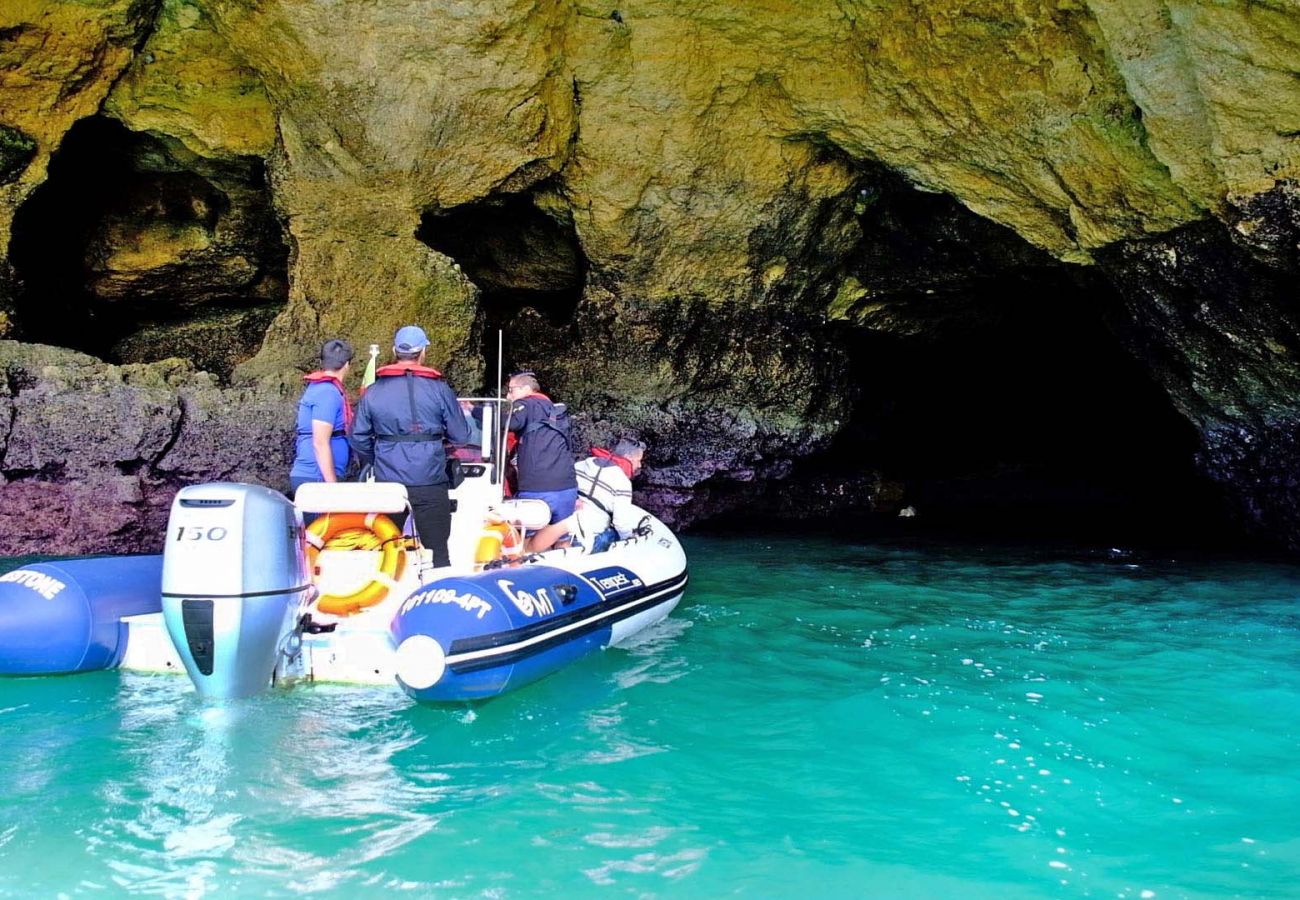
[489,498,552,530]
[294,481,410,515]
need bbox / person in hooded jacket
[350,326,468,566]
[505,372,578,526]
[290,338,354,502]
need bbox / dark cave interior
[415,169,1237,546]
[7,117,287,377]
[823,290,1231,547]
[776,171,1236,547]
[418,189,586,327]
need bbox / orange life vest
[303,371,353,432]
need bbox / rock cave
[0,0,1295,555]
[417,187,588,387]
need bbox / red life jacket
[375,362,443,379]
[591,447,634,479]
[303,371,353,433]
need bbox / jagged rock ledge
[0,341,292,555]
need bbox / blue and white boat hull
[393,544,688,701]
[0,555,163,675]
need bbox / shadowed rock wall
[1098,182,1300,542]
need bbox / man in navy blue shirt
[290,339,353,501]
[506,372,578,548]
[351,326,469,566]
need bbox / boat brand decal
[582,566,644,598]
[0,569,66,600]
[496,579,555,617]
[401,587,492,620]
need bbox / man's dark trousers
[403,483,452,567]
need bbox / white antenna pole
[496,329,505,469]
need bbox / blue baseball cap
[393,325,430,353]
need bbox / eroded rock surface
[0,0,158,325]
[0,0,1298,550]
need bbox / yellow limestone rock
[1084,0,1300,207]
[199,0,579,374]
[564,0,1210,286]
[104,0,276,160]
[1,0,1297,359]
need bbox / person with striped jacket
[526,439,647,553]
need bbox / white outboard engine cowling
[162,483,310,699]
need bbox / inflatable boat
[0,397,687,701]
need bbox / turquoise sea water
[2,535,1299,898]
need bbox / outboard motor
[162,483,310,699]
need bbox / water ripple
[2,536,1299,897]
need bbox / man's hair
[612,438,646,458]
[320,338,353,370]
[394,349,422,362]
[510,373,540,393]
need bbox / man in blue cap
[350,326,469,567]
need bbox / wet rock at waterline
[0,1,1297,550]
[0,340,749,555]
[1097,183,1300,546]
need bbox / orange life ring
[305,512,406,616]
[474,520,522,564]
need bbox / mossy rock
[113,304,282,379]
[0,125,37,185]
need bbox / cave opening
[826,289,1233,547]
[7,116,287,378]
[417,189,587,379]
[779,171,1235,548]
